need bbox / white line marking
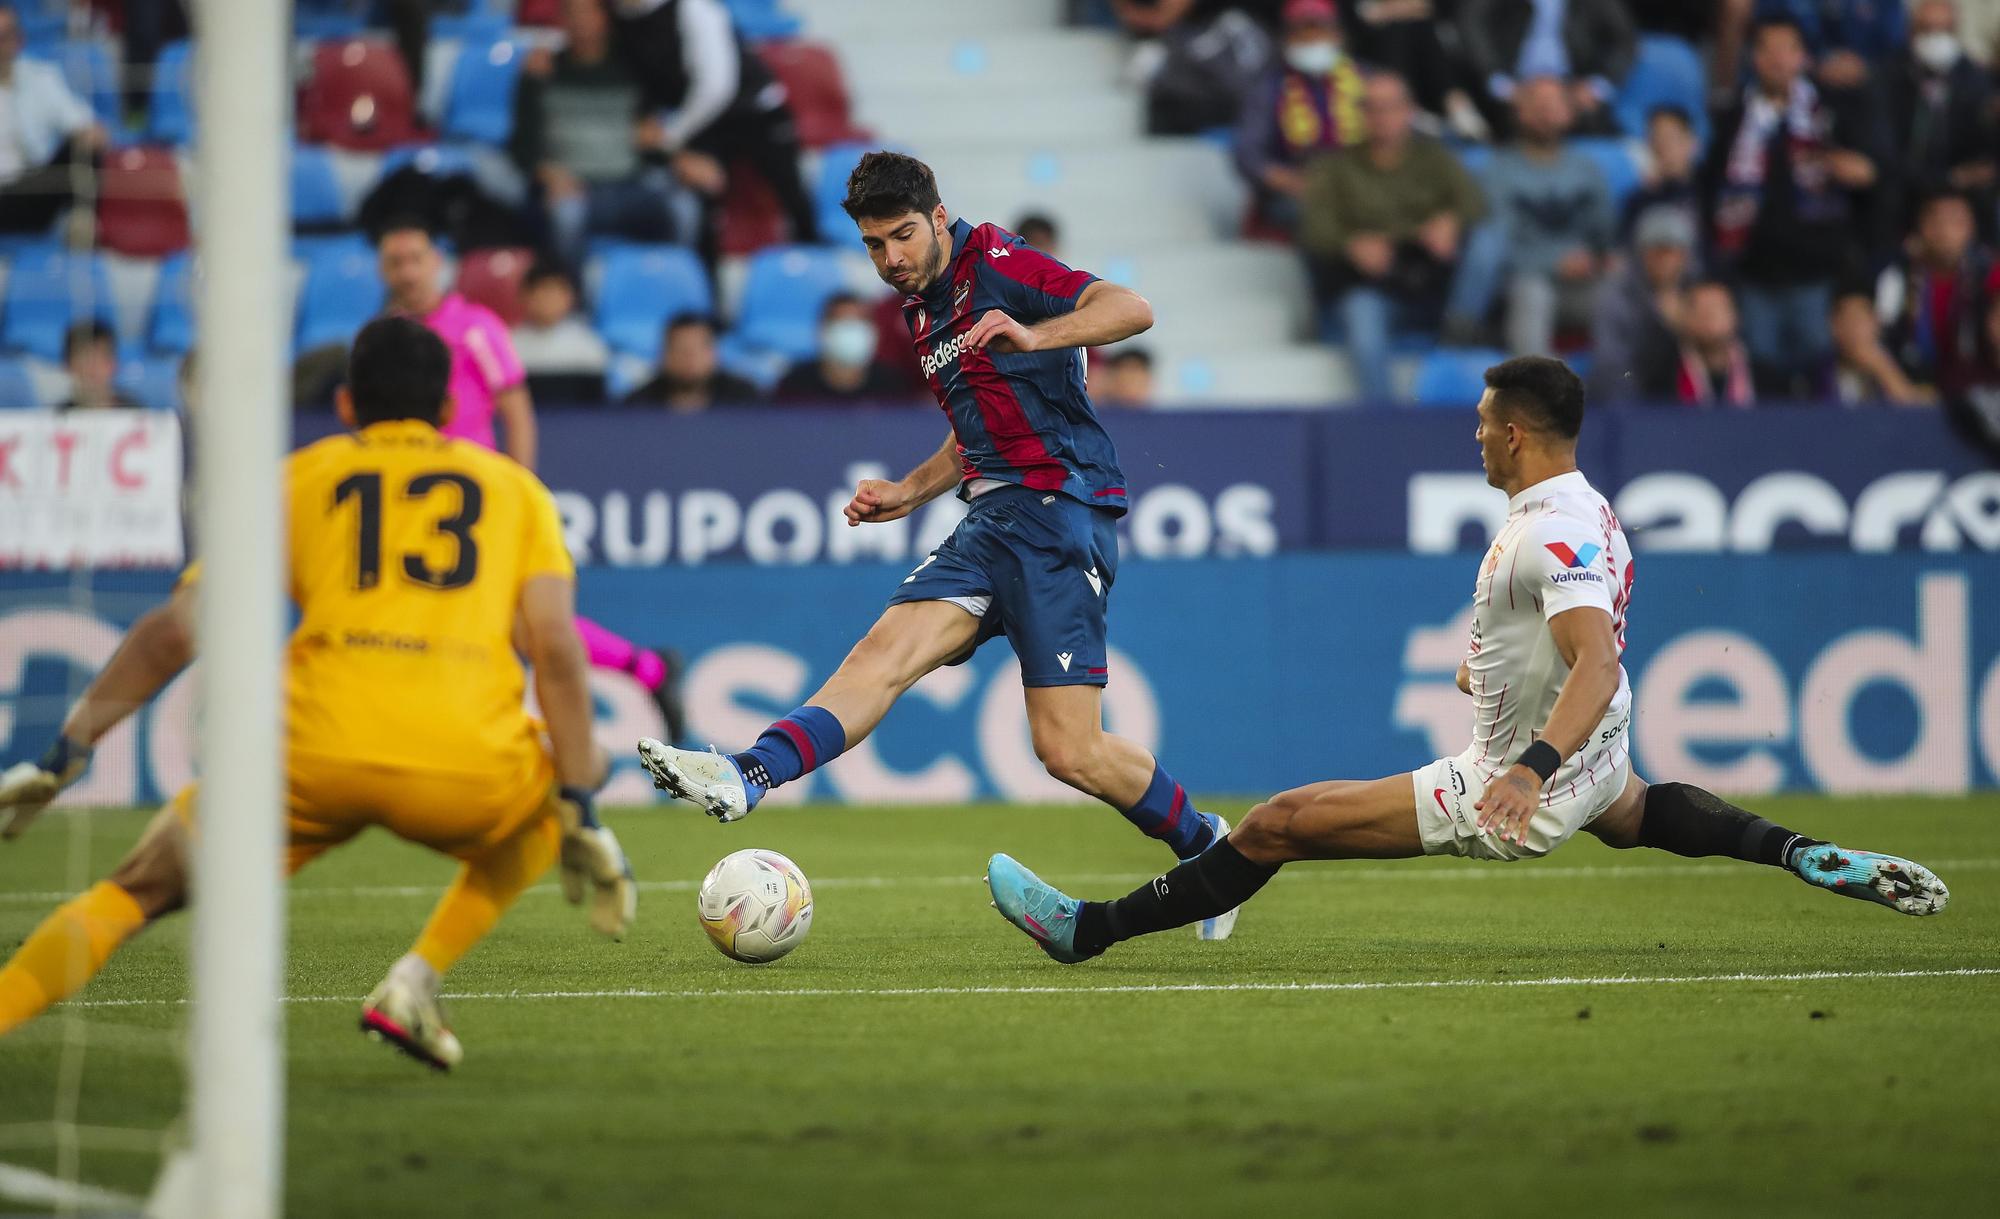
[58,967,2000,1010]
[0,1160,142,1211]
[5,857,1996,907]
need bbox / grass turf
[1,796,1997,1218]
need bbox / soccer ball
[697,849,814,963]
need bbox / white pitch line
[57,967,2000,1010]
[5,857,1998,907]
[0,1160,143,1212]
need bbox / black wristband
[1516,740,1562,784]
[39,736,90,774]
[559,785,599,829]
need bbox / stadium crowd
[3,0,2000,426]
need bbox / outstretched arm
[495,386,539,470]
[518,574,600,791]
[843,432,961,527]
[520,572,633,938]
[66,582,199,749]
[964,281,1154,356]
[1,583,199,838]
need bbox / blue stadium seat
[594,244,712,360]
[52,40,120,125]
[295,0,367,39]
[294,12,368,39]
[813,142,869,242]
[1412,347,1508,408]
[1450,140,1495,186]
[295,243,386,351]
[1,246,112,362]
[431,13,511,42]
[148,41,194,145]
[1615,35,1711,148]
[726,0,803,39]
[292,145,346,229]
[15,8,65,46]
[116,354,183,410]
[149,252,195,354]
[379,143,482,182]
[0,356,39,409]
[1572,137,1644,214]
[734,244,849,361]
[292,231,374,265]
[442,40,522,145]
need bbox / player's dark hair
[524,255,577,291]
[1483,355,1586,440]
[819,291,863,321]
[842,151,942,223]
[1014,212,1057,245]
[1917,187,1976,219]
[1751,14,1807,45]
[1108,346,1153,370]
[664,311,717,338]
[1646,103,1693,131]
[346,316,450,426]
[372,213,435,246]
[62,318,116,363]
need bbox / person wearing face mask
[1233,0,1367,233]
[1884,0,1996,230]
[1702,16,1888,391]
[774,293,908,403]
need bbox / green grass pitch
[3,796,1998,1217]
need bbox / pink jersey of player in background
[422,293,524,452]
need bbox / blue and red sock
[1120,763,1217,860]
[731,706,848,796]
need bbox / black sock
[1072,838,1279,956]
[1637,782,1823,870]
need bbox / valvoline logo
[1545,541,1602,569]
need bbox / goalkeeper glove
[1,736,92,841]
[556,784,636,940]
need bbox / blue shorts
[887,485,1119,687]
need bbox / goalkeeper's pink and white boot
[360,957,463,1072]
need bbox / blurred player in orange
[0,317,635,1070]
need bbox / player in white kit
[985,357,1949,963]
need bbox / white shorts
[1411,744,1631,862]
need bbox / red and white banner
[0,411,185,569]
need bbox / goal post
[185,0,290,1215]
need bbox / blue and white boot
[1193,814,1239,942]
[986,854,1094,963]
[1791,843,1949,916]
[636,738,763,822]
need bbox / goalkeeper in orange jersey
[0,317,636,1071]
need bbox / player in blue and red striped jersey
[640,151,1242,941]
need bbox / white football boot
[0,738,91,840]
[360,959,463,1072]
[1195,814,1240,941]
[637,738,757,822]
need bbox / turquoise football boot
[986,854,1094,963]
[1791,843,1949,916]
